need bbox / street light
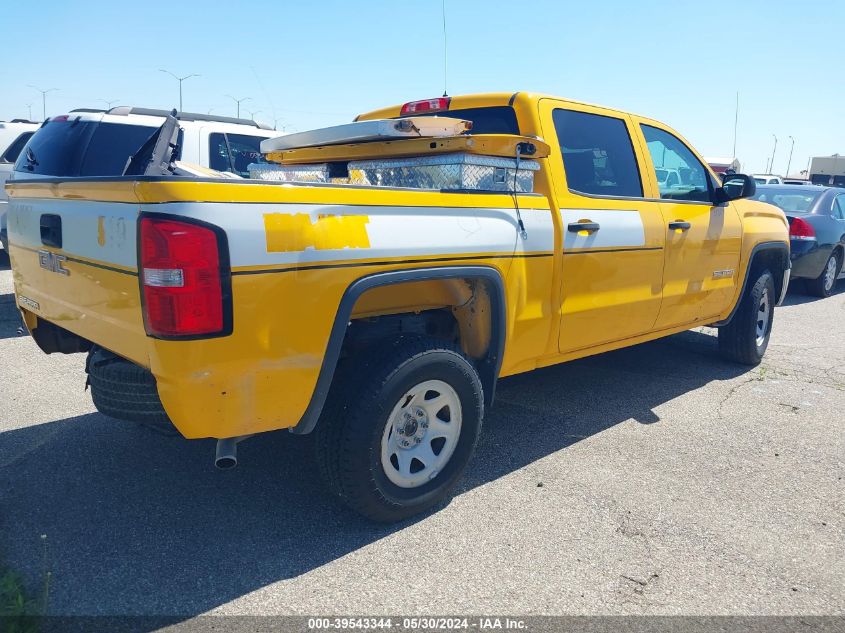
[226,95,251,118]
[768,134,778,174]
[159,69,199,112]
[785,136,795,178]
[28,85,58,121]
[26,103,33,120]
[248,109,262,121]
[98,98,120,110]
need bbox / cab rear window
[14,119,159,177]
[399,106,520,135]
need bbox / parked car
[11,106,275,178]
[6,92,789,521]
[751,185,845,296]
[753,174,784,185]
[0,120,40,251]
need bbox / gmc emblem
[38,250,70,276]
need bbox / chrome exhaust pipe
[215,435,251,469]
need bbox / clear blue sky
[3,0,843,176]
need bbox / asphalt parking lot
[0,251,843,622]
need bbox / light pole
[28,85,58,121]
[768,134,778,174]
[26,103,33,120]
[159,69,199,112]
[98,98,120,109]
[785,136,795,177]
[248,109,262,121]
[227,95,251,118]
[732,91,739,159]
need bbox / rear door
[539,100,666,353]
[633,119,743,328]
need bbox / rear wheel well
[340,276,502,406]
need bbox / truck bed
[6,175,553,438]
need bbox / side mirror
[714,173,756,203]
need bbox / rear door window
[833,195,845,220]
[209,133,266,177]
[552,109,643,198]
[80,123,158,176]
[1,132,35,163]
[14,118,160,176]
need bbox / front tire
[718,269,775,365]
[806,250,841,298]
[315,337,484,522]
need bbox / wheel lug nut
[414,437,421,444]
[421,422,428,428]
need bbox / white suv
[0,120,40,251]
[5,107,277,249]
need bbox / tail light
[789,217,816,241]
[139,216,231,338]
[400,97,451,116]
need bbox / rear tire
[315,336,484,522]
[806,250,841,298]
[718,269,775,366]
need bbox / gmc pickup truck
[5,92,790,521]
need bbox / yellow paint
[264,212,370,252]
[8,243,148,366]
[9,91,789,441]
[97,216,106,246]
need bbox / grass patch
[1,535,50,633]
[0,564,39,633]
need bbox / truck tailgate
[7,185,148,365]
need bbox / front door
[635,121,743,329]
[541,102,666,354]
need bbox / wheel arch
[290,266,507,435]
[716,241,790,326]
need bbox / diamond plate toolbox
[248,163,337,183]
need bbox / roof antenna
[442,0,448,97]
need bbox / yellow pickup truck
[6,92,789,521]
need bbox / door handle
[40,214,63,248]
[668,220,691,231]
[567,221,600,234]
